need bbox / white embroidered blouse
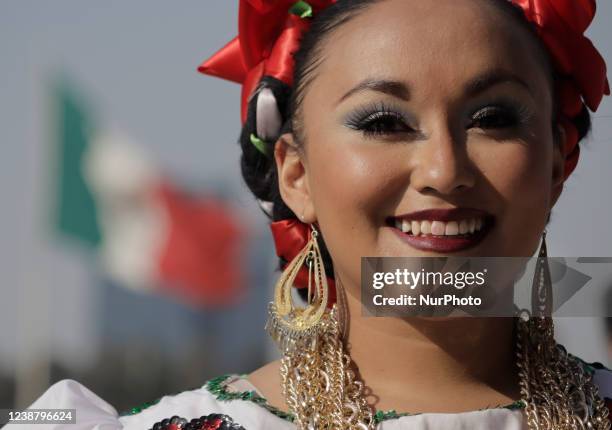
[3,361,611,429]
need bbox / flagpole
[14,44,51,408]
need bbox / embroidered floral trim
[147,413,245,430]
[121,398,162,416]
[571,352,611,375]
[204,374,527,424]
[205,374,295,422]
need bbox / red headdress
[198,0,609,291]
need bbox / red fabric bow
[199,0,609,290]
[199,0,337,123]
[511,0,609,178]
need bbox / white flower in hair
[256,87,282,141]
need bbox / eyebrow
[336,69,532,105]
[464,69,532,97]
[336,79,410,105]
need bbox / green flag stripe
[54,80,101,247]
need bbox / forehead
[310,0,551,104]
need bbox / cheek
[479,141,552,202]
[304,134,409,280]
[307,138,402,232]
[474,132,554,254]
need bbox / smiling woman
[205,0,612,428]
[6,0,611,429]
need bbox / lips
[386,208,494,253]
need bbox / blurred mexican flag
[51,80,245,307]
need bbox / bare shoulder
[248,359,290,411]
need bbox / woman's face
[276,0,565,290]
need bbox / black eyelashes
[344,99,533,139]
[470,106,516,129]
[468,101,533,130]
[344,101,413,137]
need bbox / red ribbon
[511,0,609,178]
[199,0,337,123]
[199,0,609,289]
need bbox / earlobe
[274,133,315,222]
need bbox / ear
[274,133,316,222]
[549,123,566,209]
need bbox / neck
[340,282,520,412]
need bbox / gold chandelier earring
[515,229,611,429]
[266,223,330,352]
[265,222,375,430]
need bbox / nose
[410,125,476,196]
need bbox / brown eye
[469,106,519,129]
[358,112,413,136]
[345,102,415,138]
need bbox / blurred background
[1,0,611,413]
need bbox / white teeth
[445,221,459,235]
[431,221,446,236]
[394,217,487,236]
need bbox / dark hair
[237,0,592,284]
[239,0,380,281]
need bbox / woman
[7,0,611,429]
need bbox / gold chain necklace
[271,304,611,430]
[516,314,610,430]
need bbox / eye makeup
[342,96,536,140]
[467,97,536,130]
[343,101,416,138]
